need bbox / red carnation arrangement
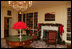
[12,22,27,41]
[12,22,27,29]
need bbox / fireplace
[41,26,58,40]
[37,23,64,44]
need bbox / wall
[23,2,71,43]
[1,6,18,38]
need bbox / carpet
[30,40,66,48]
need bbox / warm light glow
[8,1,32,11]
[8,1,11,4]
[24,1,26,3]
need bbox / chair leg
[55,44,56,48]
[47,43,49,47]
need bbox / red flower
[30,31,32,35]
[33,35,37,39]
[12,22,27,29]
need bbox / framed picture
[45,13,55,21]
[7,10,11,16]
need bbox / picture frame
[45,13,55,21]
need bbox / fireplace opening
[43,30,49,41]
[42,30,57,44]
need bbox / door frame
[4,17,12,37]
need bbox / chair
[46,30,57,47]
[1,38,9,48]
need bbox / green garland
[57,31,62,44]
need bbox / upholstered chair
[1,38,9,48]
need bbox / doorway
[4,17,12,37]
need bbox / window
[18,14,22,21]
[67,8,71,32]
[23,12,38,35]
[67,33,71,41]
[67,8,71,41]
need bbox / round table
[6,35,33,48]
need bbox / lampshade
[12,22,27,29]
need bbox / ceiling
[1,1,69,7]
[32,1,67,6]
[1,1,70,11]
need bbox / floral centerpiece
[12,22,27,41]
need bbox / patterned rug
[30,40,66,48]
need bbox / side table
[65,43,71,48]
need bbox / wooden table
[65,43,71,48]
[6,35,33,48]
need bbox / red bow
[59,26,64,36]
